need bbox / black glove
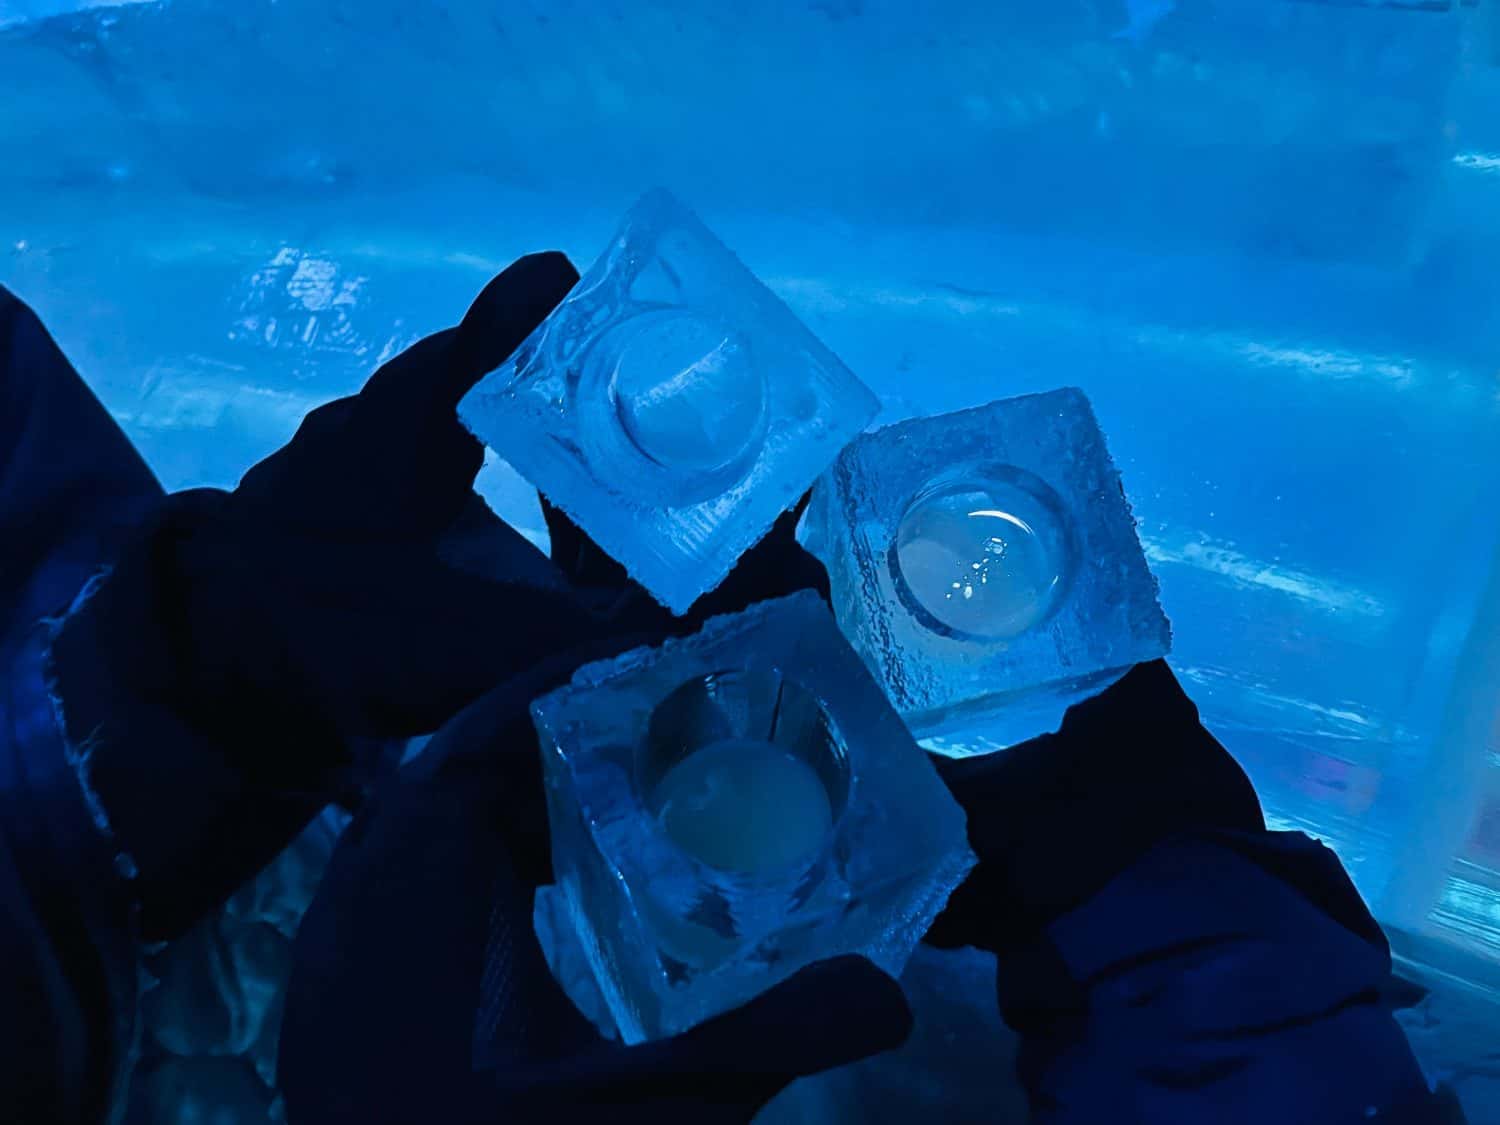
[51,252,616,938]
[280,631,912,1125]
[925,660,1269,955]
[541,490,831,631]
[60,252,601,747]
[925,664,1462,1125]
[925,659,1404,1016]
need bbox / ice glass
[807,387,1171,751]
[458,190,879,613]
[528,592,974,1044]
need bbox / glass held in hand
[529,592,974,1044]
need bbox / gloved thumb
[653,954,913,1097]
[497,955,912,1119]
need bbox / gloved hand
[57,252,601,751]
[922,663,1459,1125]
[50,252,619,938]
[280,630,912,1125]
[925,660,1268,956]
[541,490,832,630]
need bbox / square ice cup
[807,387,1171,750]
[458,190,879,613]
[528,591,975,1044]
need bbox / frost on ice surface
[457,190,878,614]
[522,592,973,1045]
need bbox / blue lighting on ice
[3,0,1499,1119]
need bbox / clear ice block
[807,387,1171,749]
[528,591,975,1045]
[457,190,880,614]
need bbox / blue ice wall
[3,0,1500,1110]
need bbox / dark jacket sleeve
[0,286,162,638]
[0,284,164,1121]
[938,662,1465,1124]
[998,829,1460,1124]
[0,286,331,1121]
[1,625,143,1123]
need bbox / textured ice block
[807,388,1171,748]
[457,190,880,614]
[527,591,974,1044]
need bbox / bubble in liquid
[891,474,1073,640]
[610,313,766,475]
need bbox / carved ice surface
[807,387,1171,749]
[528,592,975,1045]
[457,190,879,614]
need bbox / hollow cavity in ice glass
[605,312,766,474]
[891,473,1073,640]
[641,672,845,875]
